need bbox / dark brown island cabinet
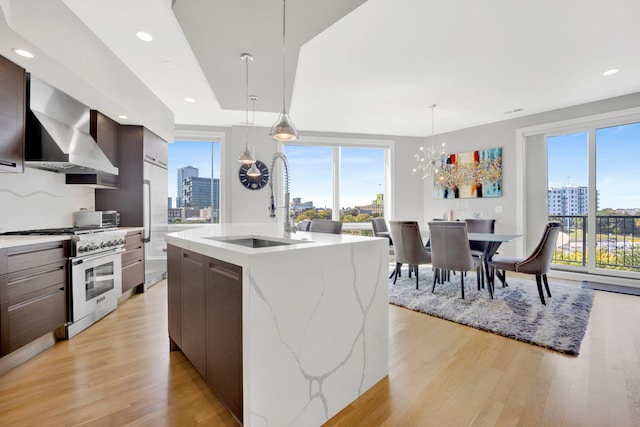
[0,241,68,356]
[167,245,243,424]
[0,54,26,173]
[121,230,145,294]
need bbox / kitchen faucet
[268,151,295,236]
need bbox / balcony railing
[550,214,640,272]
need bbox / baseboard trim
[582,281,640,296]
[0,333,56,376]
[549,269,640,289]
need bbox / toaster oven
[74,210,120,228]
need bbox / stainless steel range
[67,227,126,338]
[1,226,126,338]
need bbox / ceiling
[2,0,640,141]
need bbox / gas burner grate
[1,226,117,236]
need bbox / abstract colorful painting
[434,147,502,199]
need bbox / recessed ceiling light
[184,97,196,103]
[118,115,128,120]
[136,31,153,42]
[12,48,35,58]
[602,68,619,76]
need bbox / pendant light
[270,0,298,141]
[246,95,261,177]
[238,53,257,164]
[413,104,447,179]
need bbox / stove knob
[78,246,86,253]
[100,242,107,248]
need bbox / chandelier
[413,104,447,179]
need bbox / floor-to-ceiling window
[547,131,588,268]
[168,139,221,224]
[283,145,333,219]
[283,141,388,231]
[546,116,640,277]
[340,147,386,221]
[593,121,640,274]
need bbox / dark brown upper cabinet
[90,110,119,167]
[65,110,120,188]
[95,126,168,226]
[0,54,26,173]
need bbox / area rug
[389,270,594,355]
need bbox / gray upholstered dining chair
[389,221,432,289]
[428,221,483,299]
[465,218,496,250]
[465,218,496,288]
[309,219,342,234]
[371,218,392,244]
[296,219,311,231]
[488,221,561,305]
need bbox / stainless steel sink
[204,236,310,248]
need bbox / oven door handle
[71,248,126,265]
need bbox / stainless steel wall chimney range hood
[24,74,118,177]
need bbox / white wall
[228,124,280,224]
[0,167,94,232]
[524,134,548,253]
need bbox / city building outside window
[168,140,221,224]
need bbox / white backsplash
[0,167,94,232]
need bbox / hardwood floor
[1,278,639,426]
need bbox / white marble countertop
[118,226,144,233]
[0,234,71,249]
[165,223,384,267]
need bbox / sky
[284,145,385,209]
[547,121,640,209]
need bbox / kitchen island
[165,223,388,426]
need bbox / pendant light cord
[251,95,258,145]
[281,0,287,114]
[431,104,436,151]
[246,55,250,148]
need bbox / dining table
[415,230,521,295]
[385,224,521,293]
[466,232,521,292]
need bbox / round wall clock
[238,160,270,190]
